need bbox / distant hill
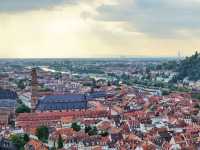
[176,51,200,81]
[157,51,200,81]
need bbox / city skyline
[0,0,200,58]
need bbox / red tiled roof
[124,111,146,118]
[17,110,109,122]
[25,139,48,150]
[16,110,110,130]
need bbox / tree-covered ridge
[156,60,178,71]
[177,51,200,81]
[157,52,200,81]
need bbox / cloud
[95,0,200,38]
[0,0,199,58]
[0,0,79,12]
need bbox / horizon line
[0,56,178,59]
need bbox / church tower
[31,68,38,112]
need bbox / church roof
[40,94,87,103]
[0,89,17,100]
[0,99,16,108]
[36,94,88,111]
[87,91,107,99]
[35,91,107,111]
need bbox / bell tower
[31,68,38,112]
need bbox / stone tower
[31,68,38,112]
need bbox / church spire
[31,68,38,112]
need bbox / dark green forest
[176,51,200,81]
[159,51,200,81]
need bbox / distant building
[0,89,17,99]
[36,94,88,112]
[16,110,110,133]
[30,69,107,112]
[24,139,48,150]
[0,137,17,150]
[0,100,16,127]
[0,89,17,128]
[35,91,107,112]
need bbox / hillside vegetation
[158,51,200,81]
[177,51,200,81]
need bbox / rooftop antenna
[177,50,181,60]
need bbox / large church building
[36,94,88,112]
[31,68,88,112]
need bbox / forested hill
[157,51,200,81]
[176,51,200,81]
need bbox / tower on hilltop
[31,68,38,112]
[177,50,182,60]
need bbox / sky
[0,0,200,58]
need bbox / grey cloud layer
[1,0,200,38]
[96,0,200,37]
[0,0,78,12]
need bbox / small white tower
[177,50,182,60]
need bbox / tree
[57,134,64,149]
[194,51,198,58]
[84,125,98,136]
[100,131,109,137]
[17,79,26,90]
[92,79,97,88]
[50,147,57,150]
[36,126,49,142]
[176,51,200,81]
[10,134,24,149]
[71,122,81,132]
[10,133,29,150]
[23,133,30,143]
[88,126,97,136]
[85,126,92,133]
[162,90,170,96]
[107,81,111,86]
[54,72,62,80]
[192,93,200,100]
[16,104,31,113]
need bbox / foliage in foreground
[10,133,29,150]
[36,126,49,143]
[16,104,31,113]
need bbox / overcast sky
[0,0,199,58]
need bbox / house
[16,110,110,133]
[0,89,17,128]
[0,112,10,128]
[0,137,17,150]
[24,139,48,150]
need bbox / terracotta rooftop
[25,139,48,150]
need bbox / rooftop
[0,89,17,100]
[36,94,88,111]
[39,94,88,103]
[36,91,107,111]
[0,99,16,108]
